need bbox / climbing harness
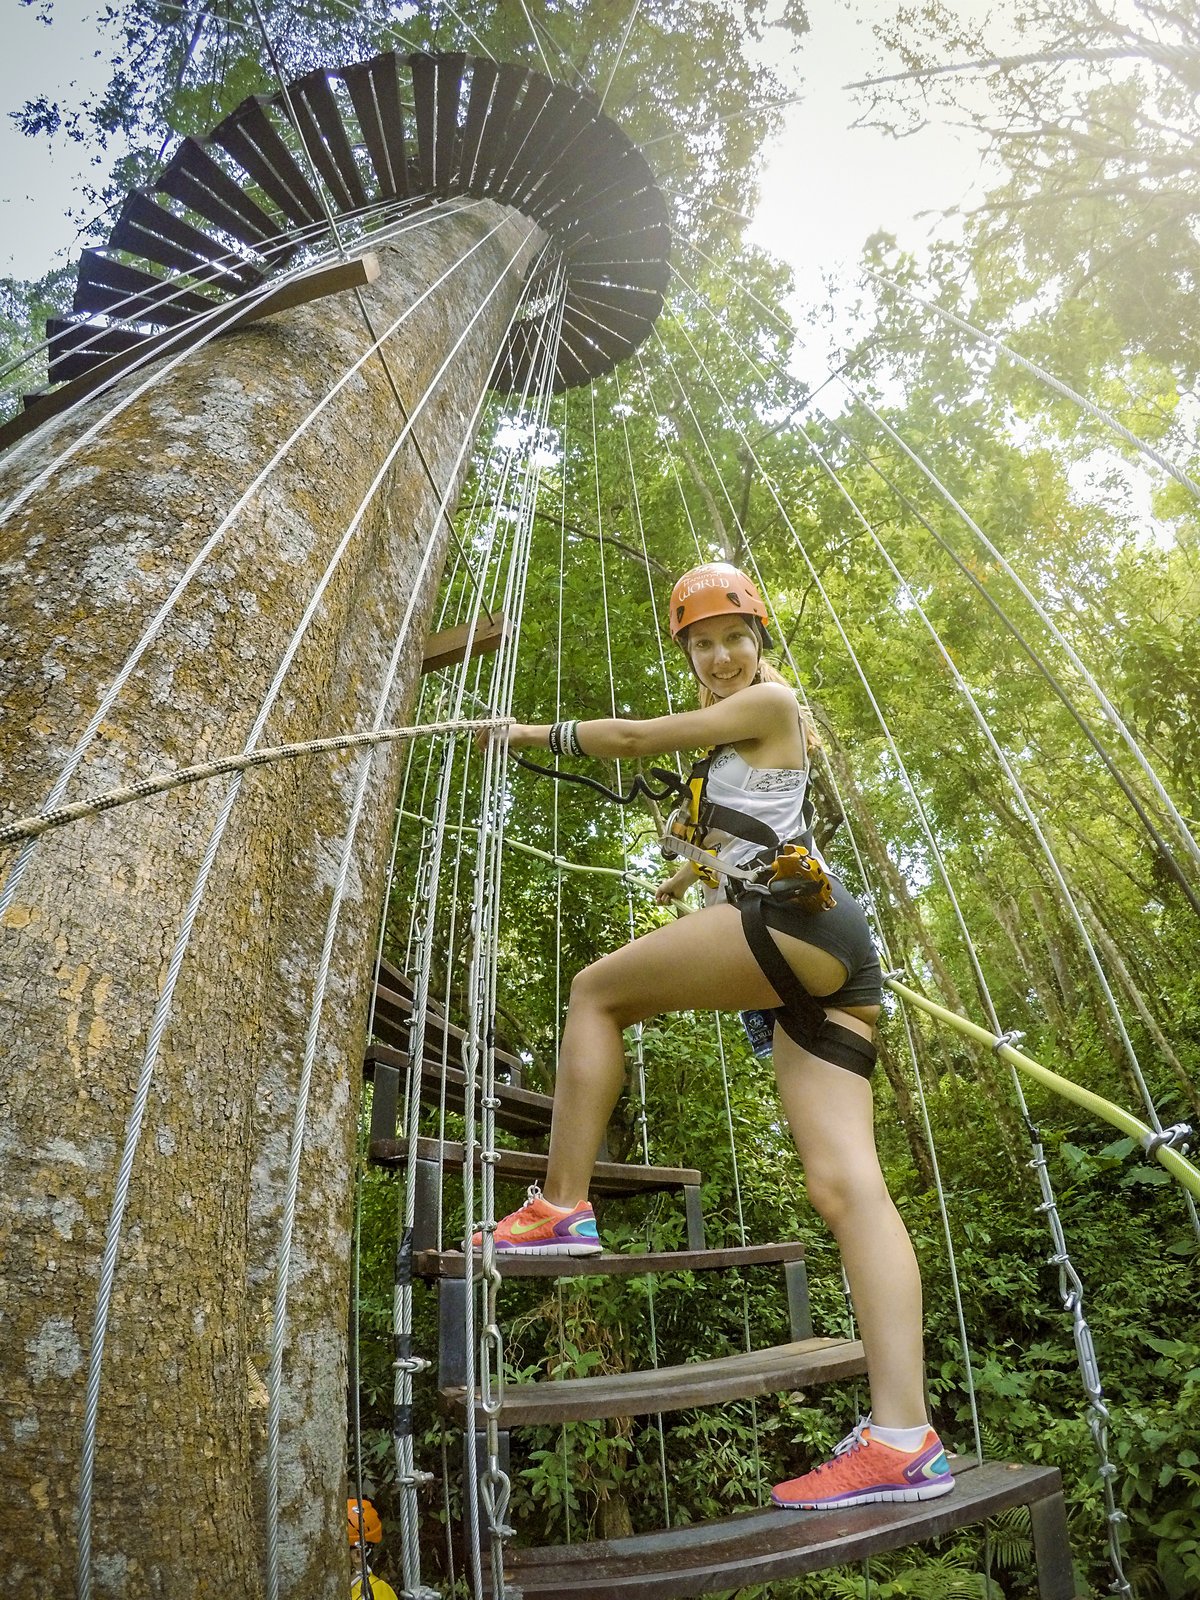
[659,748,836,909]
[738,890,877,1077]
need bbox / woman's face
[685,616,761,697]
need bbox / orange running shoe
[772,1419,954,1509]
[472,1184,601,1256]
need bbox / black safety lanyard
[509,753,690,810]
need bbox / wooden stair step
[370,981,525,1080]
[504,1459,1073,1599]
[211,95,325,226]
[339,53,412,199]
[446,1336,866,1426]
[368,1136,699,1196]
[416,1241,807,1279]
[288,70,371,213]
[364,1045,553,1137]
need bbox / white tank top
[700,745,822,896]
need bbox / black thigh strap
[739,892,878,1079]
[739,892,825,1034]
[774,1010,878,1078]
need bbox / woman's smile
[687,618,760,696]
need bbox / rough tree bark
[0,201,541,1596]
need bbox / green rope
[887,977,1200,1200]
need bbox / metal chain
[479,266,568,1598]
[461,263,566,1600]
[1017,1092,1133,1594]
[393,784,452,1595]
[589,378,673,1527]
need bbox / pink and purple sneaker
[772,1419,955,1509]
[473,1184,602,1256]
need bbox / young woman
[479,562,953,1510]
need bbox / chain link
[1025,1128,1132,1597]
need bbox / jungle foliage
[6,0,1199,1595]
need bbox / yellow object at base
[351,1575,399,1600]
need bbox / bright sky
[1,0,118,281]
[0,0,1000,324]
[746,0,999,386]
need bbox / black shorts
[737,875,881,1078]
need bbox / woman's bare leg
[773,1034,927,1428]
[541,902,847,1206]
[537,901,927,1427]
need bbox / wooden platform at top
[504,1459,1077,1599]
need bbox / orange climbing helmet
[668,562,769,640]
[348,1497,383,1545]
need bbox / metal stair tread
[444,1335,866,1425]
[503,1459,1067,1597]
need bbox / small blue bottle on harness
[740,1008,774,1058]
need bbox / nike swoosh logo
[509,1217,552,1236]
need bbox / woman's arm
[655,861,700,905]
[505,681,800,758]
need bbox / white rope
[860,264,1200,502]
[390,262,561,1600]
[453,285,569,1597]
[837,369,1200,881]
[72,221,538,1600]
[552,397,572,1543]
[598,0,643,110]
[667,245,1200,913]
[588,378,673,1528]
[0,719,511,848]
[0,190,433,395]
[518,0,554,77]
[0,193,466,494]
[638,331,981,1470]
[666,254,1200,884]
[671,271,1198,1180]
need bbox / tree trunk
[0,201,540,1596]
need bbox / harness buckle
[767,843,836,911]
